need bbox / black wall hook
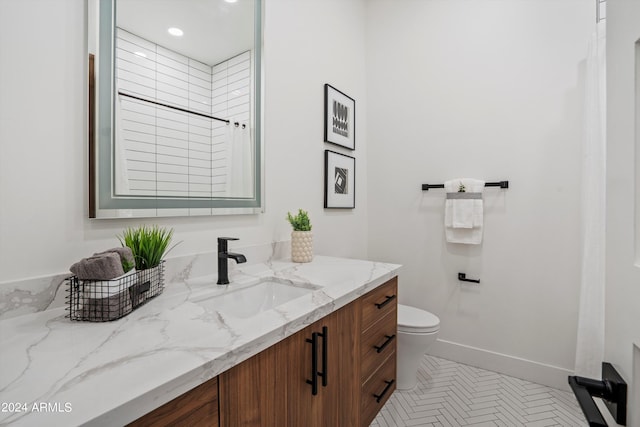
[458,273,480,283]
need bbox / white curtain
[225,121,254,197]
[574,21,606,378]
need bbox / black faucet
[217,237,247,285]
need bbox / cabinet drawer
[128,377,218,427]
[361,277,397,332]
[361,308,397,383]
[361,352,396,427]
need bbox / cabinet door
[218,343,288,426]
[288,302,360,427]
[219,301,361,427]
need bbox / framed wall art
[324,84,355,150]
[324,150,355,209]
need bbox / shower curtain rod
[421,181,509,191]
[118,91,246,128]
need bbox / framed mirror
[88,0,262,218]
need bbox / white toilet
[396,304,441,390]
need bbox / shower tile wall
[114,29,251,198]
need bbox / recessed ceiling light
[225,0,238,3]
[168,27,184,37]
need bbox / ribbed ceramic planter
[291,231,313,263]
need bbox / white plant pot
[291,231,313,263]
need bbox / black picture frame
[324,150,355,209]
[324,84,355,150]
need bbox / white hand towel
[444,178,485,244]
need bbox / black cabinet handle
[318,326,328,387]
[375,294,396,309]
[306,332,318,395]
[374,334,396,353]
[374,379,395,403]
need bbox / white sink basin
[192,279,320,319]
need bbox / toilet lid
[398,304,440,333]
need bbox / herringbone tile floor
[371,355,587,427]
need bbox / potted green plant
[118,225,176,306]
[286,209,313,263]
[118,225,175,270]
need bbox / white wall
[605,1,640,424]
[366,0,592,389]
[0,0,368,284]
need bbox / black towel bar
[458,273,480,284]
[421,181,509,191]
[568,362,627,426]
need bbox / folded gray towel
[81,291,132,321]
[70,252,125,280]
[94,247,135,271]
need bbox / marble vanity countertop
[0,256,400,426]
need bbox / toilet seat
[398,304,440,334]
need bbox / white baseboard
[428,339,574,392]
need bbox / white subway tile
[156,70,189,89]
[121,120,156,135]
[189,83,211,97]
[122,139,155,154]
[157,45,188,66]
[228,51,251,65]
[125,149,156,164]
[189,66,211,83]
[189,58,210,73]
[117,29,156,52]
[189,183,213,193]
[157,153,188,167]
[157,172,189,183]
[121,98,156,115]
[157,181,189,192]
[127,159,156,172]
[156,91,189,109]
[157,135,188,150]
[127,170,156,182]
[157,163,188,175]
[157,117,189,133]
[212,174,227,184]
[188,174,211,184]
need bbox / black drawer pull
[374,379,395,403]
[374,334,396,353]
[375,294,396,309]
[319,326,328,387]
[306,332,318,395]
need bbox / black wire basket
[66,261,165,322]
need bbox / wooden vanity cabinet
[131,277,398,427]
[219,276,398,427]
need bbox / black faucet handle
[217,237,239,252]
